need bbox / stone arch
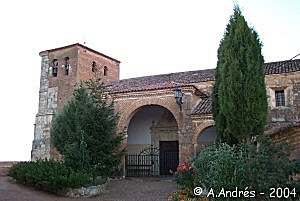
[116,97,181,134]
[192,120,216,156]
[192,120,215,145]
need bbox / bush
[67,171,90,188]
[247,136,290,193]
[9,160,90,193]
[193,144,249,193]
[175,163,195,190]
[191,136,300,200]
[170,136,300,201]
[248,136,300,200]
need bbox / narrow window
[104,66,108,76]
[92,61,97,72]
[64,57,70,75]
[275,90,285,107]
[52,59,58,77]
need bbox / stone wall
[48,46,78,111]
[47,45,120,111]
[113,70,300,162]
[77,46,120,83]
[32,44,300,164]
[265,72,300,131]
[271,124,300,160]
[112,86,202,163]
[32,54,52,160]
[32,44,120,160]
[150,110,179,148]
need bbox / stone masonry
[32,43,300,164]
[31,44,120,160]
[108,60,300,163]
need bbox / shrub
[193,144,249,194]
[175,163,195,190]
[9,160,90,193]
[248,136,300,200]
[191,136,300,200]
[247,135,290,193]
[67,171,90,188]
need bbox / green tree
[51,80,124,179]
[212,6,267,145]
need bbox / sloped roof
[106,69,215,94]
[191,98,212,115]
[264,59,300,74]
[39,43,121,63]
[191,60,300,115]
[107,59,300,94]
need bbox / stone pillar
[31,53,57,160]
[193,143,198,157]
[178,93,194,164]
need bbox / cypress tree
[212,6,267,145]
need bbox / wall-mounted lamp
[174,86,184,111]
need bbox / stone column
[31,53,55,160]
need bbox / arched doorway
[195,126,216,153]
[126,105,179,176]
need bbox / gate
[125,145,159,177]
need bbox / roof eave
[39,43,121,63]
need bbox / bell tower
[31,43,120,160]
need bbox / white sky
[0,0,299,161]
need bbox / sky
[0,0,299,161]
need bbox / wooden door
[159,141,179,175]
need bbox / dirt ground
[0,173,177,201]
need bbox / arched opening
[104,66,108,76]
[126,105,179,176]
[92,61,97,72]
[64,57,70,75]
[195,126,216,153]
[52,59,58,77]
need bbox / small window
[64,57,70,75]
[104,66,108,76]
[92,61,97,72]
[52,59,58,77]
[275,90,285,107]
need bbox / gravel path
[0,176,177,201]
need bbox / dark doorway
[159,141,179,175]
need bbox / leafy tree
[212,6,267,145]
[51,80,124,179]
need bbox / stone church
[32,43,300,176]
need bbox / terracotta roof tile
[191,60,300,115]
[191,98,212,115]
[264,59,300,75]
[106,69,215,93]
[107,59,300,94]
